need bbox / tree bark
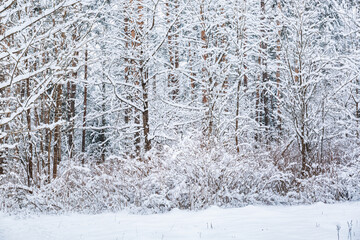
[81,48,88,164]
[53,85,62,179]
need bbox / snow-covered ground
[1,202,359,240]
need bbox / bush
[0,135,359,215]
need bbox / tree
[277,0,344,176]
[0,0,91,183]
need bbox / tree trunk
[53,85,62,179]
[166,0,179,100]
[276,1,282,133]
[100,82,106,163]
[141,68,151,152]
[68,50,78,159]
[81,48,88,164]
[200,1,208,105]
[26,78,33,186]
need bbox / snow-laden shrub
[0,134,359,214]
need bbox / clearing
[1,201,359,240]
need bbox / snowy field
[1,202,359,240]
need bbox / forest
[0,0,360,214]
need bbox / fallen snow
[1,202,360,240]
